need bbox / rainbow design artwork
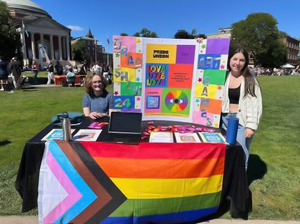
[113,36,230,127]
[165,90,188,112]
[38,140,226,224]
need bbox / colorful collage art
[193,38,230,127]
[113,36,143,112]
[113,36,230,127]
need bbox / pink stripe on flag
[44,151,82,223]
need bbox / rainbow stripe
[81,142,225,223]
[38,141,225,224]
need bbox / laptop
[101,112,142,144]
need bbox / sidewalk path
[0,216,299,224]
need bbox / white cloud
[67,25,84,31]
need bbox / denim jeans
[222,113,253,170]
[33,70,39,84]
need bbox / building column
[66,36,70,61]
[40,33,44,60]
[40,33,44,46]
[50,35,54,60]
[58,35,62,60]
[20,31,27,60]
[31,32,36,60]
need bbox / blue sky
[34,0,300,53]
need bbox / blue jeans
[222,113,253,170]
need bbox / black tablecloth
[15,117,252,218]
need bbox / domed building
[1,0,71,65]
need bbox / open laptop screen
[109,112,142,134]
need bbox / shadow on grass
[21,88,38,91]
[247,154,268,186]
[27,77,48,85]
[0,140,11,147]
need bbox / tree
[133,32,140,37]
[134,28,158,38]
[231,13,287,67]
[0,2,21,60]
[174,29,206,39]
[71,40,88,62]
[174,29,191,39]
[120,33,128,36]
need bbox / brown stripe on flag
[56,141,112,224]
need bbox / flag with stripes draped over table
[38,140,225,224]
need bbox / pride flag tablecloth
[38,140,225,224]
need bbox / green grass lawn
[0,75,299,219]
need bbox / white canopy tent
[281,63,295,69]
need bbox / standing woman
[47,62,54,85]
[222,48,263,169]
[32,61,39,85]
[82,73,114,119]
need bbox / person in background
[81,60,89,75]
[47,62,54,85]
[32,61,39,85]
[82,73,114,119]
[66,68,76,87]
[91,62,102,75]
[0,56,9,91]
[221,48,263,170]
[55,61,63,75]
[9,57,21,89]
[73,65,78,75]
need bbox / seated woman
[82,73,114,119]
[66,68,76,86]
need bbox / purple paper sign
[176,45,195,64]
[206,38,230,54]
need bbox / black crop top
[229,85,241,104]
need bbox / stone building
[2,0,71,66]
[282,35,299,66]
[72,29,113,67]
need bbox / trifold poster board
[113,36,230,127]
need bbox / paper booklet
[149,132,174,143]
[174,132,201,143]
[41,129,75,141]
[73,129,102,141]
[199,132,226,143]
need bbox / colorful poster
[113,36,143,112]
[193,38,230,127]
[113,36,230,127]
[142,38,197,122]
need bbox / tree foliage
[71,40,88,62]
[174,29,206,39]
[231,13,287,67]
[120,33,128,36]
[0,2,21,60]
[134,28,158,38]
